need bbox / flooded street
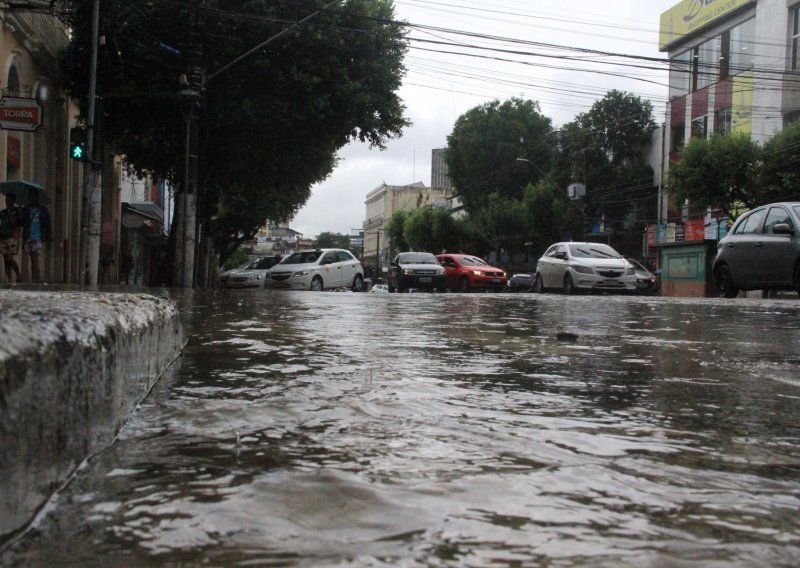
[5,291,800,566]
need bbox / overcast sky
[290,0,679,237]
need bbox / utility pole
[78,0,101,285]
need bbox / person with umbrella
[0,192,22,283]
[21,186,52,283]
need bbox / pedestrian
[120,252,134,285]
[0,192,22,283]
[21,187,52,284]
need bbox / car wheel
[457,277,470,293]
[310,276,324,292]
[388,285,396,293]
[352,274,364,292]
[563,273,575,295]
[533,274,545,294]
[714,264,739,298]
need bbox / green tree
[386,210,410,253]
[314,232,352,249]
[669,133,762,218]
[403,206,456,253]
[761,122,800,202]
[558,91,657,234]
[523,180,583,257]
[446,98,553,214]
[63,0,409,271]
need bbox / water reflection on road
[7,291,800,566]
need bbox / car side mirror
[773,223,794,235]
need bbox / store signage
[0,97,43,131]
[659,0,754,50]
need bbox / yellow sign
[659,0,754,50]
[731,71,753,136]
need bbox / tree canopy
[445,98,553,214]
[314,232,353,250]
[63,0,409,261]
[669,133,761,218]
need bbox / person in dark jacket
[21,187,52,283]
[0,192,22,283]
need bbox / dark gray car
[712,202,800,297]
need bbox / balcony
[7,11,69,77]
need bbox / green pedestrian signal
[70,127,88,162]
[71,143,85,160]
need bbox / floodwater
[4,291,800,566]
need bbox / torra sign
[0,97,43,132]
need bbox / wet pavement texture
[4,291,800,566]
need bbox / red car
[436,254,508,292]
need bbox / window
[763,207,793,234]
[793,6,800,71]
[669,51,692,97]
[734,209,766,234]
[719,31,731,79]
[691,116,708,139]
[730,18,756,75]
[670,122,686,153]
[695,38,719,90]
[336,251,354,262]
[715,108,732,134]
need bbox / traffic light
[70,127,87,161]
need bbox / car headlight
[251,275,261,281]
[403,269,414,275]
[625,267,635,276]
[471,270,484,276]
[292,270,310,278]
[571,264,594,275]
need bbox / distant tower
[431,148,453,191]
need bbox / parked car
[436,253,508,292]
[220,255,283,288]
[387,252,447,292]
[533,242,637,294]
[507,273,534,292]
[712,202,800,298]
[266,249,364,291]
[626,258,659,294]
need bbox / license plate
[603,279,619,286]
[491,278,501,283]
[419,277,432,283]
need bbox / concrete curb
[0,291,184,542]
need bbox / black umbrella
[0,180,52,206]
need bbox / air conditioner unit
[567,183,586,200]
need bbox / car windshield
[627,259,646,271]
[793,205,800,219]
[569,244,622,259]
[251,257,280,269]
[280,251,323,265]
[457,256,488,267]
[398,253,438,264]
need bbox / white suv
[534,242,637,294]
[266,249,364,291]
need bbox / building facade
[659,0,800,218]
[0,7,81,284]
[362,181,450,277]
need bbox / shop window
[691,116,708,139]
[714,108,732,134]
